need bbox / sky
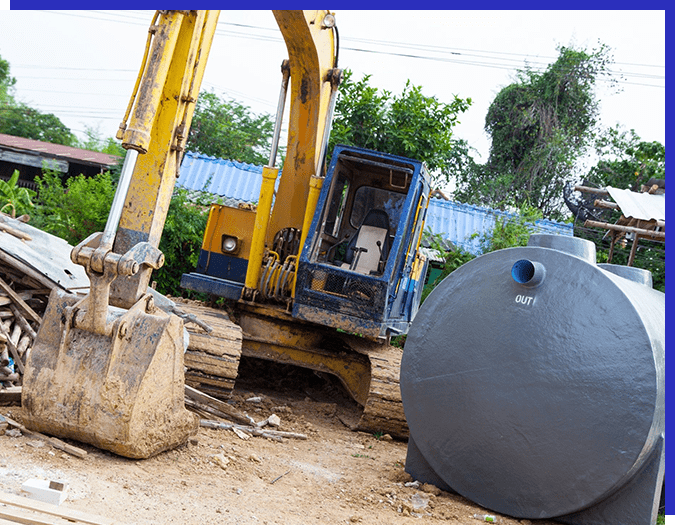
[0,9,665,172]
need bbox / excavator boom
[22,10,343,458]
[23,10,428,456]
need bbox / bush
[0,169,35,217]
[476,203,544,254]
[32,169,114,245]
[31,167,213,298]
[153,188,211,297]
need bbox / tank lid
[598,263,653,288]
[527,234,596,264]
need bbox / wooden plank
[0,323,24,375]
[0,292,33,308]
[573,185,609,196]
[0,222,32,241]
[0,252,56,291]
[187,331,242,357]
[592,199,620,211]
[9,305,37,340]
[0,493,118,525]
[184,385,250,425]
[184,351,239,376]
[183,378,235,400]
[3,417,87,459]
[0,517,27,525]
[0,505,75,525]
[0,385,21,405]
[584,219,665,240]
[0,277,41,325]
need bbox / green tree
[476,204,544,254]
[0,54,16,103]
[0,104,76,146]
[0,53,76,146]
[587,125,665,191]
[572,127,665,292]
[76,125,126,157]
[31,166,210,298]
[328,70,471,186]
[453,43,615,220]
[154,188,211,297]
[186,91,275,165]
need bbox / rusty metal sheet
[0,215,89,291]
[607,186,665,222]
[0,133,120,167]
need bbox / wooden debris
[200,418,308,440]
[3,415,88,459]
[0,386,21,405]
[0,492,119,525]
[232,427,251,441]
[0,241,54,396]
[0,221,32,241]
[576,184,665,267]
[184,385,251,426]
[174,299,243,398]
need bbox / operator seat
[342,209,390,275]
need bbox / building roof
[425,198,572,254]
[177,152,274,208]
[0,133,120,167]
[606,186,665,222]
[177,152,573,256]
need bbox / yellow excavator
[22,10,431,458]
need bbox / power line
[33,10,665,83]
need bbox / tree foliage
[571,127,666,292]
[186,91,275,165]
[475,204,544,254]
[153,188,211,297]
[31,169,115,245]
[0,104,76,146]
[328,70,471,186]
[76,125,126,157]
[31,167,210,297]
[0,169,35,217]
[453,43,615,220]
[0,54,16,103]
[587,125,665,190]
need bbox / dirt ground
[1,358,561,525]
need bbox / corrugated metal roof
[425,199,573,255]
[606,186,665,222]
[177,152,270,205]
[177,152,573,256]
[0,133,120,167]
[0,214,89,290]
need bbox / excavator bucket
[21,288,198,459]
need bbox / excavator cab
[293,144,431,340]
[182,143,431,341]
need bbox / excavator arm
[21,10,341,458]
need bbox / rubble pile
[0,213,89,402]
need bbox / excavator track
[174,300,409,439]
[175,300,243,398]
[350,339,409,439]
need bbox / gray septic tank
[400,234,664,524]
